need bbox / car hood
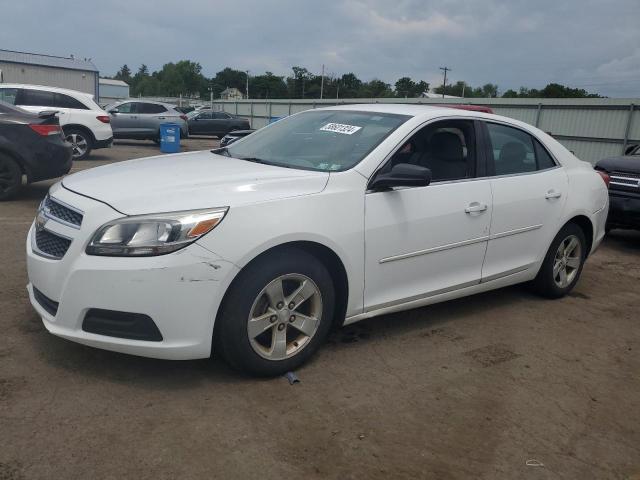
[596,155,640,174]
[62,150,329,215]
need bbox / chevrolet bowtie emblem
[35,207,47,231]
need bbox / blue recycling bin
[160,123,181,153]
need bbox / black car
[0,101,72,200]
[595,144,640,231]
[188,111,250,138]
[219,129,255,147]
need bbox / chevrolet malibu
[26,105,609,376]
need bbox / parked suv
[105,100,189,142]
[595,144,640,231]
[0,84,113,160]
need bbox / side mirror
[370,163,432,190]
[108,108,119,114]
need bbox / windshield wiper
[212,147,231,157]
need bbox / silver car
[106,100,189,142]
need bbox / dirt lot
[1,138,639,479]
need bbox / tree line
[110,61,601,100]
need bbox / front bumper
[26,185,238,360]
[607,192,640,229]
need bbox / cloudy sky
[1,0,638,96]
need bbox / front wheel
[216,249,335,376]
[532,223,587,298]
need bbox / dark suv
[596,144,640,231]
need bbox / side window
[54,93,88,110]
[214,112,231,119]
[19,89,57,107]
[385,120,476,182]
[486,123,556,175]
[116,102,135,113]
[534,140,556,170]
[0,88,18,105]
[139,103,167,114]
[199,112,213,119]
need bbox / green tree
[114,64,132,82]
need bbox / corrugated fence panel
[559,139,622,162]
[540,108,628,140]
[208,98,640,164]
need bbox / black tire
[215,248,335,376]
[532,223,587,298]
[64,128,93,160]
[0,153,22,201]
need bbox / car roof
[0,83,94,99]
[316,103,537,131]
[114,99,176,108]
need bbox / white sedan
[26,105,609,375]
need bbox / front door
[364,119,493,311]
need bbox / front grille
[45,196,83,227]
[33,287,59,316]
[82,309,163,341]
[610,172,640,191]
[35,229,72,259]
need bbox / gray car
[106,100,189,142]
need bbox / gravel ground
[1,138,639,479]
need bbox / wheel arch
[213,240,350,348]
[0,146,30,180]
[63,124,96,144]
[564,214,594,256]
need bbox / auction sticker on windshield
[319,123,362,135]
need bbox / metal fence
[204,97,640,164]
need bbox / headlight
[86,207,228,256]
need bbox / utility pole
[439,66,451,98]
[336,82,340,99]
[245,70,250,99]
[320,64,325,99]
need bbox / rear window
[19,89,57,107]
[0,88,18,105]
[139,103,167,114]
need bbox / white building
[0,49,99,99]
[220,87,244,100]
[99,78,130,106]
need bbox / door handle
[465,202,488,214]
[158,117,166,120]
[545,190,562,200]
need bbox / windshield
[225,110,410,171]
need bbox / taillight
[96,115,110,123]
[29,124,62,136]
[597,170,610,188]
[180,114,188,121]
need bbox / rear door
[190,111,214,134]
[480,121,568,281]
[137,103,169,137]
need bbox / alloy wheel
[247,274,323,361]
[552,234,582,288]
[66,133,88,159]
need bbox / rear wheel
[64,128,92,160]
[216,248,335,376]
[0,153,22,200]
[532,223,587,298]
